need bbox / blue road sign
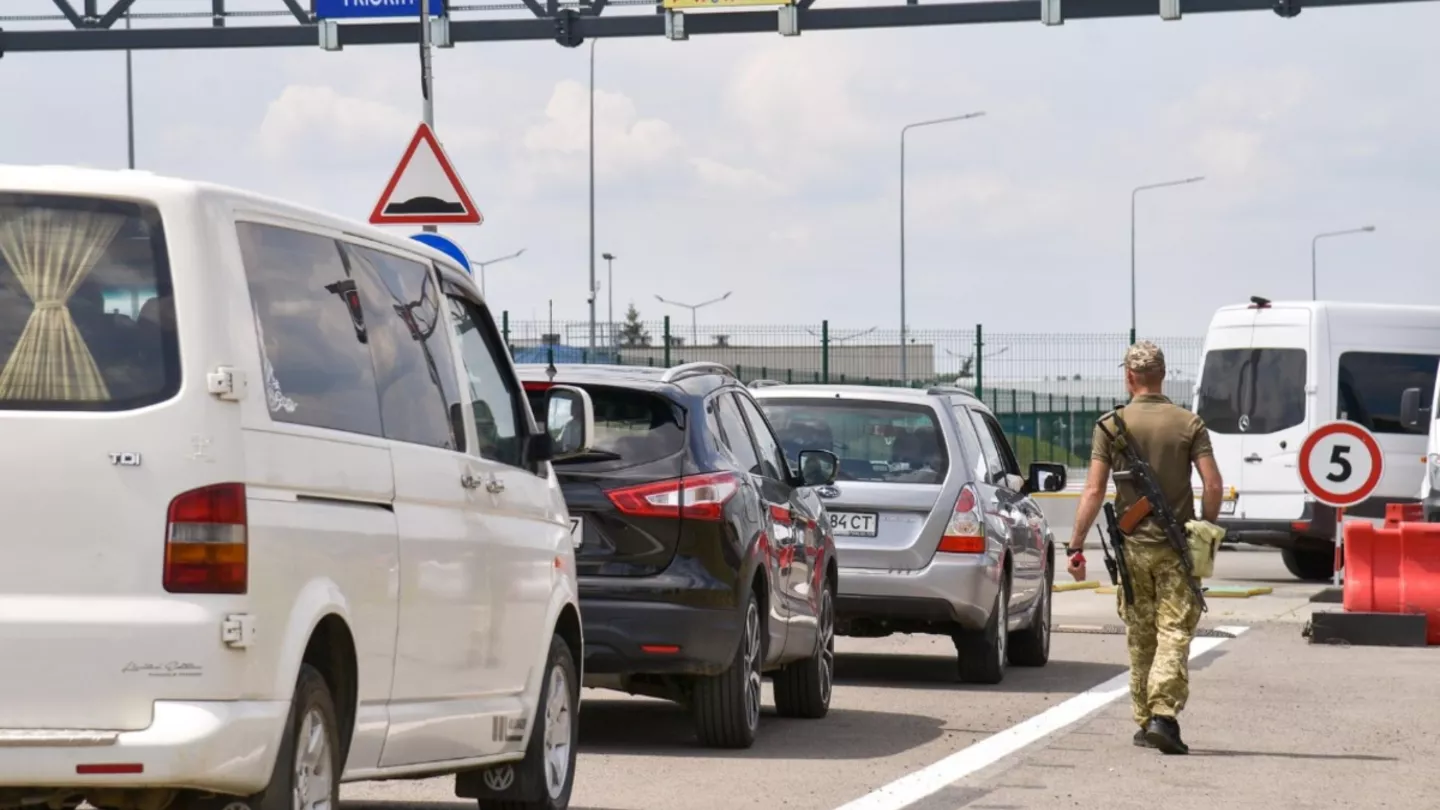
[314,0,447,20]
[410,232,471,275]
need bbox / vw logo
[816,485,840,499]
[482,764,516,792]
[1238,414,1250,432]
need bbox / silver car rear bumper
[834,551,1003,633]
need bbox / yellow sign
[663,0,792,8]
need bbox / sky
[3,0,1438,343]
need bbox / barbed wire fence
[499,312,1204,471]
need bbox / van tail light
[164,483,248,594]
[606,472,740,522]
[937,483,986,554]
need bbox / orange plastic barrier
[1343,506,1440,645]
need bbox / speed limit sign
[1297,420,1384,508]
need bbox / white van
[1399,359,1440,521]
[1192,297,1440,580]
[0,165,597,810]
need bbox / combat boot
[1133,728,1154,748]
[1144,716,1189,755]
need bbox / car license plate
[829,511,878,537]
[568,516,583,548]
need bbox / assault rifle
[1096,408,1208,613]
[1097,504,1134,607]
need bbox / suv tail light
[606,472,740,522]
[937,483,986,554]
[164,483,248,594]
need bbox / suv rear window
[524,382,685,469]
[1196,348,1307,434]
[0,193,180,411]
[758,399,949,484]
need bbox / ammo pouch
[1184,520,1225,580]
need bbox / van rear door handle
[461,471,483,489]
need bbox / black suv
[517,362,841,749]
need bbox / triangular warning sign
[370,122,483,226]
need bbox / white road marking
[831,625,1251,810]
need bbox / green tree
[619,302,651,348]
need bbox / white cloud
[521,80,681,181]
[690,158,788,197]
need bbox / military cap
[1121,340,1166,376]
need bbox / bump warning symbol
[370,122,482,226]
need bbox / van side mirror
[532,385,595,461]
[1025,462,1067,494]
[1400,387,1423,431]
[797,449,839,487]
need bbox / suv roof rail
[928,384,977,397]
[660,361,737,384]
[748,379,786,389]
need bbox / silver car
[751,383,1067,684]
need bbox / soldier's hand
[1066,550,1086,581]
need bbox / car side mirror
[1400,387,1424,430]
[1025,462,1067,494]
[797,449,839,487]
[532,384,595,462]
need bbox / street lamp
[588,37,598,355]
[1312,226,1375,300]
[1130,175,1204,345]
[602,252,616,352]
[655,292,732,348]
[900,111,986,385]
[474,248,526,299]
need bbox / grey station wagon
[751,383,1067,684]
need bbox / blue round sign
[409,232,472,275]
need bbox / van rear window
[1196,348,1307,434]
[0,193,180,411]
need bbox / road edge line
[830,624,1250,810]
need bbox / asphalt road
[344,548,1438,810]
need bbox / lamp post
[587,38,598,355]
[1312,226,1375,300]
[474,248,526,299]
[900,111,986,385]
[1130,175,1204,345]
[125,12,134,170]
[655,292,732,348]
[602,252,616,352]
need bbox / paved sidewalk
[930,622,1440,809]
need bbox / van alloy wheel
[543,664,573,799]
[293,707,334,810]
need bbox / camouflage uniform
[1091,341,1212,731]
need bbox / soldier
[1064,341,1224,755]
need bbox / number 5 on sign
[1297,420,1384,508]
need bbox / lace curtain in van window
[0,207,125,401]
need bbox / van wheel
[692,592,763,749]
[956,575,1009,685]
[474,634,579,810]
[174,664,342,810]
[1282,547,1335,582]
[773,580,835,719]
[1008,555,1052,667]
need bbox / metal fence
[499,314,1205,470]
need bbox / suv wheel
[773,579,835,719]
[1008,554,1052,667]
[956,574,1009,685]
[692,591,763,749]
